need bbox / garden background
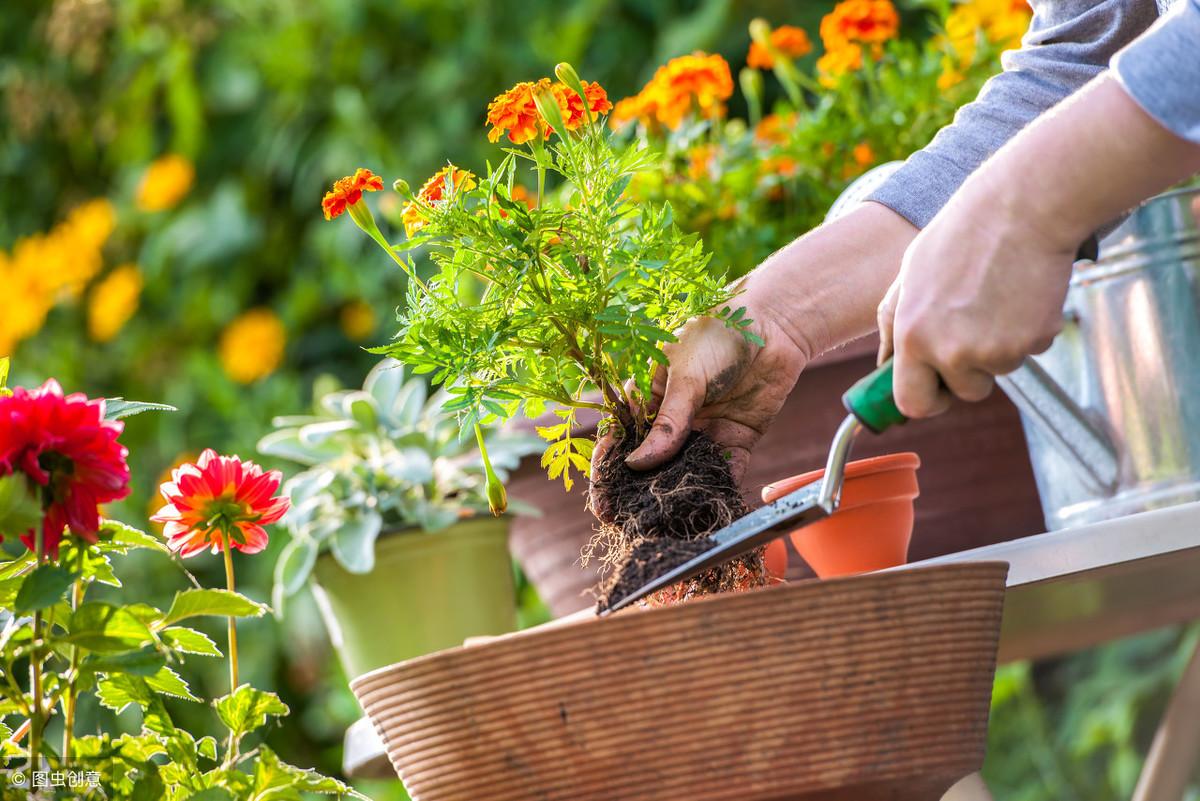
[2,0,1196,798]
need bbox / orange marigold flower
[151,449,289,558]
[820,0,900,49]
[610,93,654,130]
[747,25,814,69]
[754,111,797,144]
[322,168,385,221]
[486,79,547,144]
[817,42,865,87]
[852,142,875,167]
[553,80,614,130]
[686,144,718,180]
[488,78,612,144]
[402,165,478,237]
[643,52,734,130]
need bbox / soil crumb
[586,430,766,612]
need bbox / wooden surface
[509,342,1045,616]
[353,562,1008,801]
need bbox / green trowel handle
[842,237,1097,436]
[842,357,905,434]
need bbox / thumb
[876,278,901,366]
[625,371,702,471]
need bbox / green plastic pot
[310,515,517,679]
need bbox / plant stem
[60,572,84,759]
[220,528,239,692]
[28,527,44,771]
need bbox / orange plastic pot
[762,452,920,578]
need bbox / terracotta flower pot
[763,452,920,579]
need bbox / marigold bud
[393,178,411,198]
[486,474,508,516]
[749,18,772,48]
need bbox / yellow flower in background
[88,264,143,342]
[940,0,1031,85]
[63,198,117,252]
[817,42,865,87]
[340,299,377,341]
[0,252,53,356]
[0,197,116,354]
[136,154,195,212]
[219,308,286,383]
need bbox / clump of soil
[586,429,767,612]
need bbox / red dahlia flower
[152,449,289,558]
[0,380,131,556]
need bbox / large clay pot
[763,452,920,578]
[353,561,1008,801]
[509,337,1045,616]
[311,516,517,679]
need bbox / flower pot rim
[764,451,920,498]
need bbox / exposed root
[585,429,767,612]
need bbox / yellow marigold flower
[340,299,376,341]
[87,264,142,343]
[747,25,814,69]
[943,0,1031,68]
[0,251,54,355]
[819,0,900,50]
[136,154,194,212]
[402,165,477,237]
[219,308,286,384]
[63,198,116,252]
[817,42,865,87]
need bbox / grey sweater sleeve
[1113,0,1200,143]
[868,0,1159,229]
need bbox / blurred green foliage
[2,0,1194,798]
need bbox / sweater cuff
[865,149,975,230]
[1112,0,1200,144]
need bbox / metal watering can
[830,164,1200,530]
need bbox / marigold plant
[327,64,756,493]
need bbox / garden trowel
[601,357,904,615]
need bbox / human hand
[595,202,918,481]
[877,73,1200,419]
[876,184,1076,418]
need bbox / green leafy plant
[328,65,757,494]
[0,378,363,800]
[258,359,541,611]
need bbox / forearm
[741,202,918,358]
[966,73,1200,251]
[870,0,1157,229]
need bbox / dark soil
[586,429,767,612]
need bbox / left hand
[876,174,1078,418]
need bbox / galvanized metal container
[1022,183,1200,528]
